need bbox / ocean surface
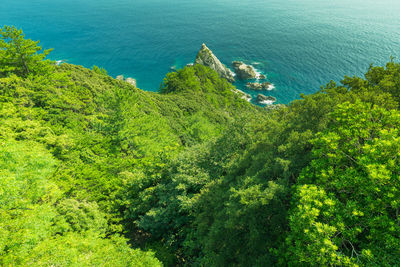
[2,0,400,104]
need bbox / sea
[2,0,400,104]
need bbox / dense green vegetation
[1,25,399,266]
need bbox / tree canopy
[1,26,399,266]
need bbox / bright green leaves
[92,65,108,76]
[161,66,201,94]
[54,199,109,236]
[160,64,246,109]
[284,185,349,266]
[0,139,58,209]
[287,102,400,266]
[0,25,53,78]
[0,140,59,265]
[23,233,162,267]
[0,139,161,266]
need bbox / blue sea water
[2,0,400,104]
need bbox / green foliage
[165,62,400,266]
[0,140,59,265]
[160,64,246,109]
[54,199,108,235]
[25,233,161,267]
[285,185,353,266]
[161,66,201,94]
[1,26,400,266]
[0,139,161,266]
[0,25,53,77]
[285,102,400,266]
[92,65,108,76]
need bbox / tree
[285,101,400,266]
[0,25,53,77]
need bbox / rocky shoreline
[194,43,235,82]
[193,44,277,105]
[117,44,277,105]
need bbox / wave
[251,65,266,80]
[267,84,275,91]
[259,100,275,105]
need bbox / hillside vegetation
[1,26,399,266]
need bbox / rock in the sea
[116,75,124,81]
[246,82,263,90]
[261,82,272,90]
[256,94,276,104]
[125,77,137,87]
[246,82,273,91]
[232,61,257,80]
[195,43,235,83]
[259,74,267,79]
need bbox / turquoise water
[2,0,400,103]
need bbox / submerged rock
[232,61,257,80]
[195,43,235,83]
[256,94,276,105]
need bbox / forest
[0,25,399,266]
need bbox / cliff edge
[194,43,235,83]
